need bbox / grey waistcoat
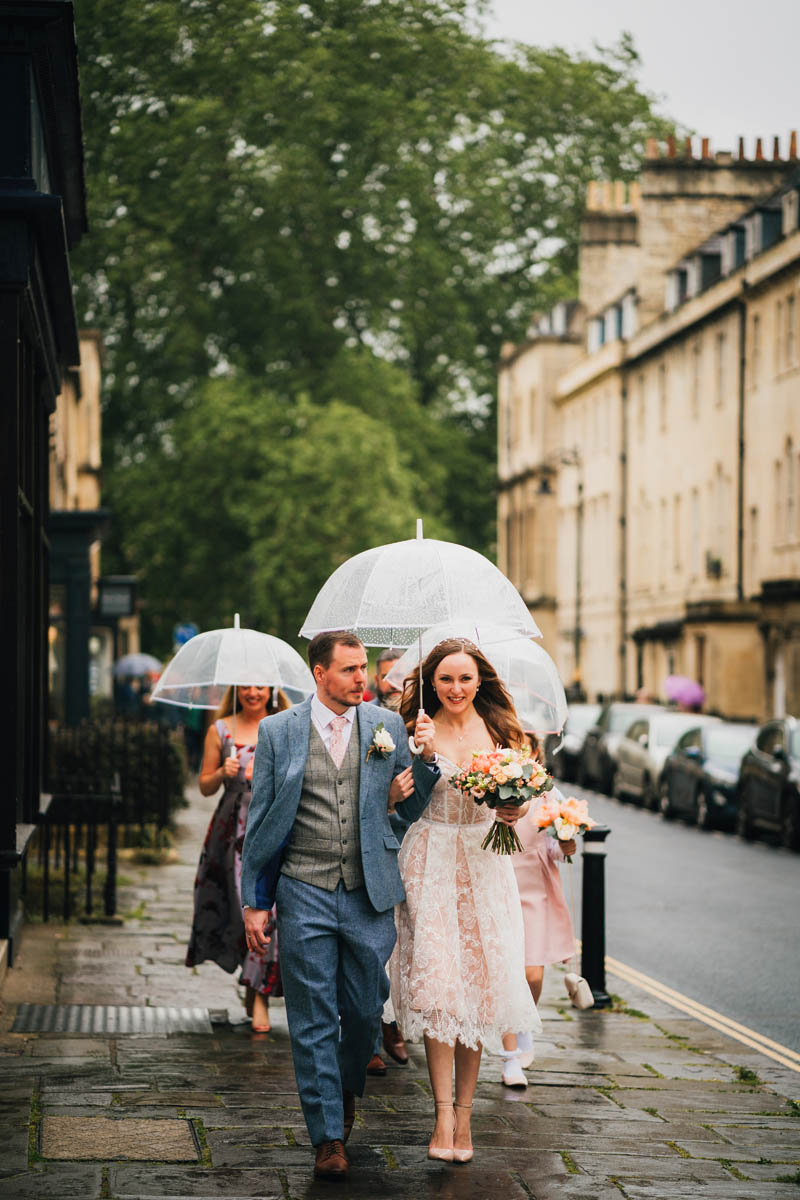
[280,717,364,892]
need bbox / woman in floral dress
[186,684,289,1031]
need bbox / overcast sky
[484,0,798,159]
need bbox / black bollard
[580,824,611,1008]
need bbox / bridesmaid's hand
[560,838,577,858]
[222,754,240,780]
[244,907,271,953]
[495,801,529,826]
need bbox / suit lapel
[357,703,377,813]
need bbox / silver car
[614,711,720,809]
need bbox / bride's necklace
[440,717,481,743]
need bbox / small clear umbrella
[115,652,162,678]
[150,614,315,754]
[385,621,568,735]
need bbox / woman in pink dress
[500,734,576,1088]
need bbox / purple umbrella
[664,675,705,709]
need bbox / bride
[388,638,540,1164]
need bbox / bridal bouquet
[449,747,554,854]
[535,794,597,862]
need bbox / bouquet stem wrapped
[449,747,554,854]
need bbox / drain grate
[12,1004,213,1035]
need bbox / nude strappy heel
[452,1101,473,1163]
[427,1101,455,1162]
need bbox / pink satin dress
[511,792,576,967]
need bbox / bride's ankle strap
[454,1101,473,1109]
[434,1100,454,1107]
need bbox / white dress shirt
[311,693,357,754]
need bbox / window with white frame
[690,488,701,578]
[786,438,796,543]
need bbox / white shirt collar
[311,693,357,728]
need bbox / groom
[241,631,439,1179]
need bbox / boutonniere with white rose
[366,722,395,762]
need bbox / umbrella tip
[234,612,240,629]
[416,518,423,540]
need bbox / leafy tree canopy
[71,1,673,639]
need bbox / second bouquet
[449,747,554,854]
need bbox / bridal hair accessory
[449,747,554,854]
[366,722,395,762]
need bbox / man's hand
[243,907,271,954]
[388,766,414,812]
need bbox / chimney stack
[773,135,782,162]
[790,130,798,161]
[755,137,764,161]
[701,137,711,159]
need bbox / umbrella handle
[408,706,426,756]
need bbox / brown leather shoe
[382,1019,409,1065]
[342,1089,356,1143]
[314,1139,349,1180]
[366,1052,387,1076]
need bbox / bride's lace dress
[387,755,541,1053]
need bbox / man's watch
[423,753,438,765]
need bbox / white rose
[505,761,523,778]
[554,817,577,840]
[374,728,395,753]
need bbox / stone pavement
[0,784,799,1200]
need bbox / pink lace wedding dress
[387,754,541,1053]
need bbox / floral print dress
[185,720,281,997]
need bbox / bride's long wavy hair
[399,638,525,750]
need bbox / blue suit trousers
[275,874,397,1146]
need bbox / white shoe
[515,1031,534,1070]
[501,1052,527,1089]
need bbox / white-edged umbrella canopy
[300,525,540,648]
[150,616,314,709]
[386,621,567,735]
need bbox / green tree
[108,378,447,648]
[72,0,673,589]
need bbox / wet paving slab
[1,785,799,1198]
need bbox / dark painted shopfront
[0,0,87,962]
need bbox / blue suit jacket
[240,698,439,913]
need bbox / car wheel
[780,796,800,852]
[696,791,713,830]
[643,775,658,812]
[658,776,674,819]
[736,791,755,841]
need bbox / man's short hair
[376,648,403,666]
[307,631,365,671]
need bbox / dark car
[545,702,601,782]
[659,721,758,828]
[737,717,800,850]
[578,702,663,794]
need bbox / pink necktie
[329,715,347,768]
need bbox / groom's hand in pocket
[244,907,271,953]
[388,766,414,812]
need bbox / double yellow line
[606,955,800,1075]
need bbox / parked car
[736,716,800,850]
[615,710,720,809]
[545,703,601,782]
[578,702,663,794]
[659,722,758,828]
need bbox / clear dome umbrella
[150,614,315,753]
[300,519,540,750]
[385,621,567,735]
[300,520,540,649]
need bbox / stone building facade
[498,135,800,720]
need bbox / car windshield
[609,708,648,733]
[652,715,709,747]
[566,707,601,734]
[704,726,756,764]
